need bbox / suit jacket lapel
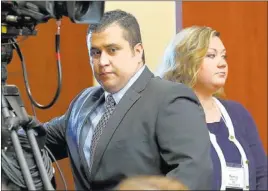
[78,88,105,181]
[79,88,105,150]
[91,66,154,177]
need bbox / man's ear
[134,43,144,63]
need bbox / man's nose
[99,52,110,66]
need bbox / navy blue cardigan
[208,99,267,190]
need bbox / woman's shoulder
[218,98,254,126]
[218,98,248,114]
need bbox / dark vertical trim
[175,0,183,33]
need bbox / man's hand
[23,116,47,149]
[2,116,47,150]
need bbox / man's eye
[108,48,117,53]
[90,49,101,57]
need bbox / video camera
[1,1,104,38]
[1,1,105,190]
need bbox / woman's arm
[241,105,267,190]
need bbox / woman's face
[195,36,228,94]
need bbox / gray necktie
[89,94,116,171]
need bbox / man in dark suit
[44,10,212,190]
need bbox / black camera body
[1,1,105,38]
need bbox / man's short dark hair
[88,9,145,63]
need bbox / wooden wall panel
[6,18,92,190]
[182,2,267,151]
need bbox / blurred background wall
[5,1,267,190]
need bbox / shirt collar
[105,65,146,104]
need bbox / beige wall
[94,1,176,85]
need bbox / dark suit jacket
[45,66,213,190]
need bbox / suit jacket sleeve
[156,84,213,190]
[43,88,89,160]
[43,114,68,160]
